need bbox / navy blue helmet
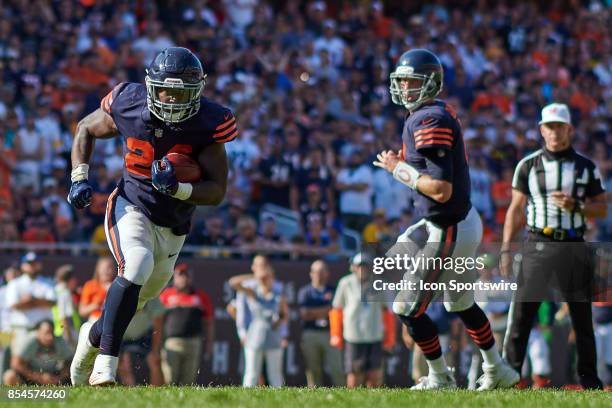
[145,47,206,123]
[389,49,443,111]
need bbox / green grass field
[0,386,609,408]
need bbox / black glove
[67,180,93,209]
[151,157,178,195]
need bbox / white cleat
[476,361,520,391]
[411,372,457,390]
[89,354,119,386]
[70,321,99,386]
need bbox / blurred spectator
[301,213,336,253]
[41,178,73,222]
[331,253,387,388]
[131,21,174,66]
[491,167,514,227]
[298,260,344,387]
[469,155,494,222]
[5,252,56,353]
[336,147,373,232]
[259,215,285,248]
[118,298,165,386]
[187,215,230,247]
[372,165,411,220]
[160,263,214,385]
[13,116,44,190]
[230,255,288,387]
[256,136,294,208]
[298,183,331,232]
[291,147,334,216]
[0,128,16,215]
[79,256,115,322]
[3,320,71,385]
[362,208,391,243]
[53,265,79,347]
[231,216,264,249]
[0,265,21,333]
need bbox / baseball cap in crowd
[21,251,39,265]
[351,252,373,265]
[174,262,191,275]
[539,103,571,125]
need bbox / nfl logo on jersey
[155,128,164,138]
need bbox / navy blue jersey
[401,100,471,227]
[101,82,238,234]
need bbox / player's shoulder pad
[100,82,133,115]
[206,100,239,144]
[409,103,455,151]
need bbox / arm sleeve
[512,160,530,194]
[420,148,453,182]
[412,113,455,152]
[5,282,18,308]
[586,164,606,197]
[213,109,239,143]
[199,292,213,321]
[332,280,345,309]
[100,82,127,115]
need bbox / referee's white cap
[539,103,571,125]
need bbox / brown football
[166,153,202,183]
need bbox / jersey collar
[543,146,575,161]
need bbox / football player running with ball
[374,49,518,390]
[67,47,237,386]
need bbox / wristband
[171,182,193,200]
[392,161,421,190]
[71,163,89,182]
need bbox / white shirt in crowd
[332,273,384,344]
[132,36,175,67]
[0,284,11,332]
[336,165,373,215]
[314,36,345,66]
[5,274,56,329]
[373,168,411,219]
[223,0,258,30]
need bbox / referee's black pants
[503,233,603,389]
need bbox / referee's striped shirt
[512,147,606,230]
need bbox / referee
[500,103,607,389]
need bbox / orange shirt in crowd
[80,279,109,320]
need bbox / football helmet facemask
[145,47,206,123]
[389,48,443,111]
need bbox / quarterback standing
[67,47,237,385]
[374,49,518,390]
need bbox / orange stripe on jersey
[414,127,453,136]
[215,117,235,131]
[213,123,237,138]
[415,133,453,142]
[215,129,238,143]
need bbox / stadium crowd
[0,0,612,250]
